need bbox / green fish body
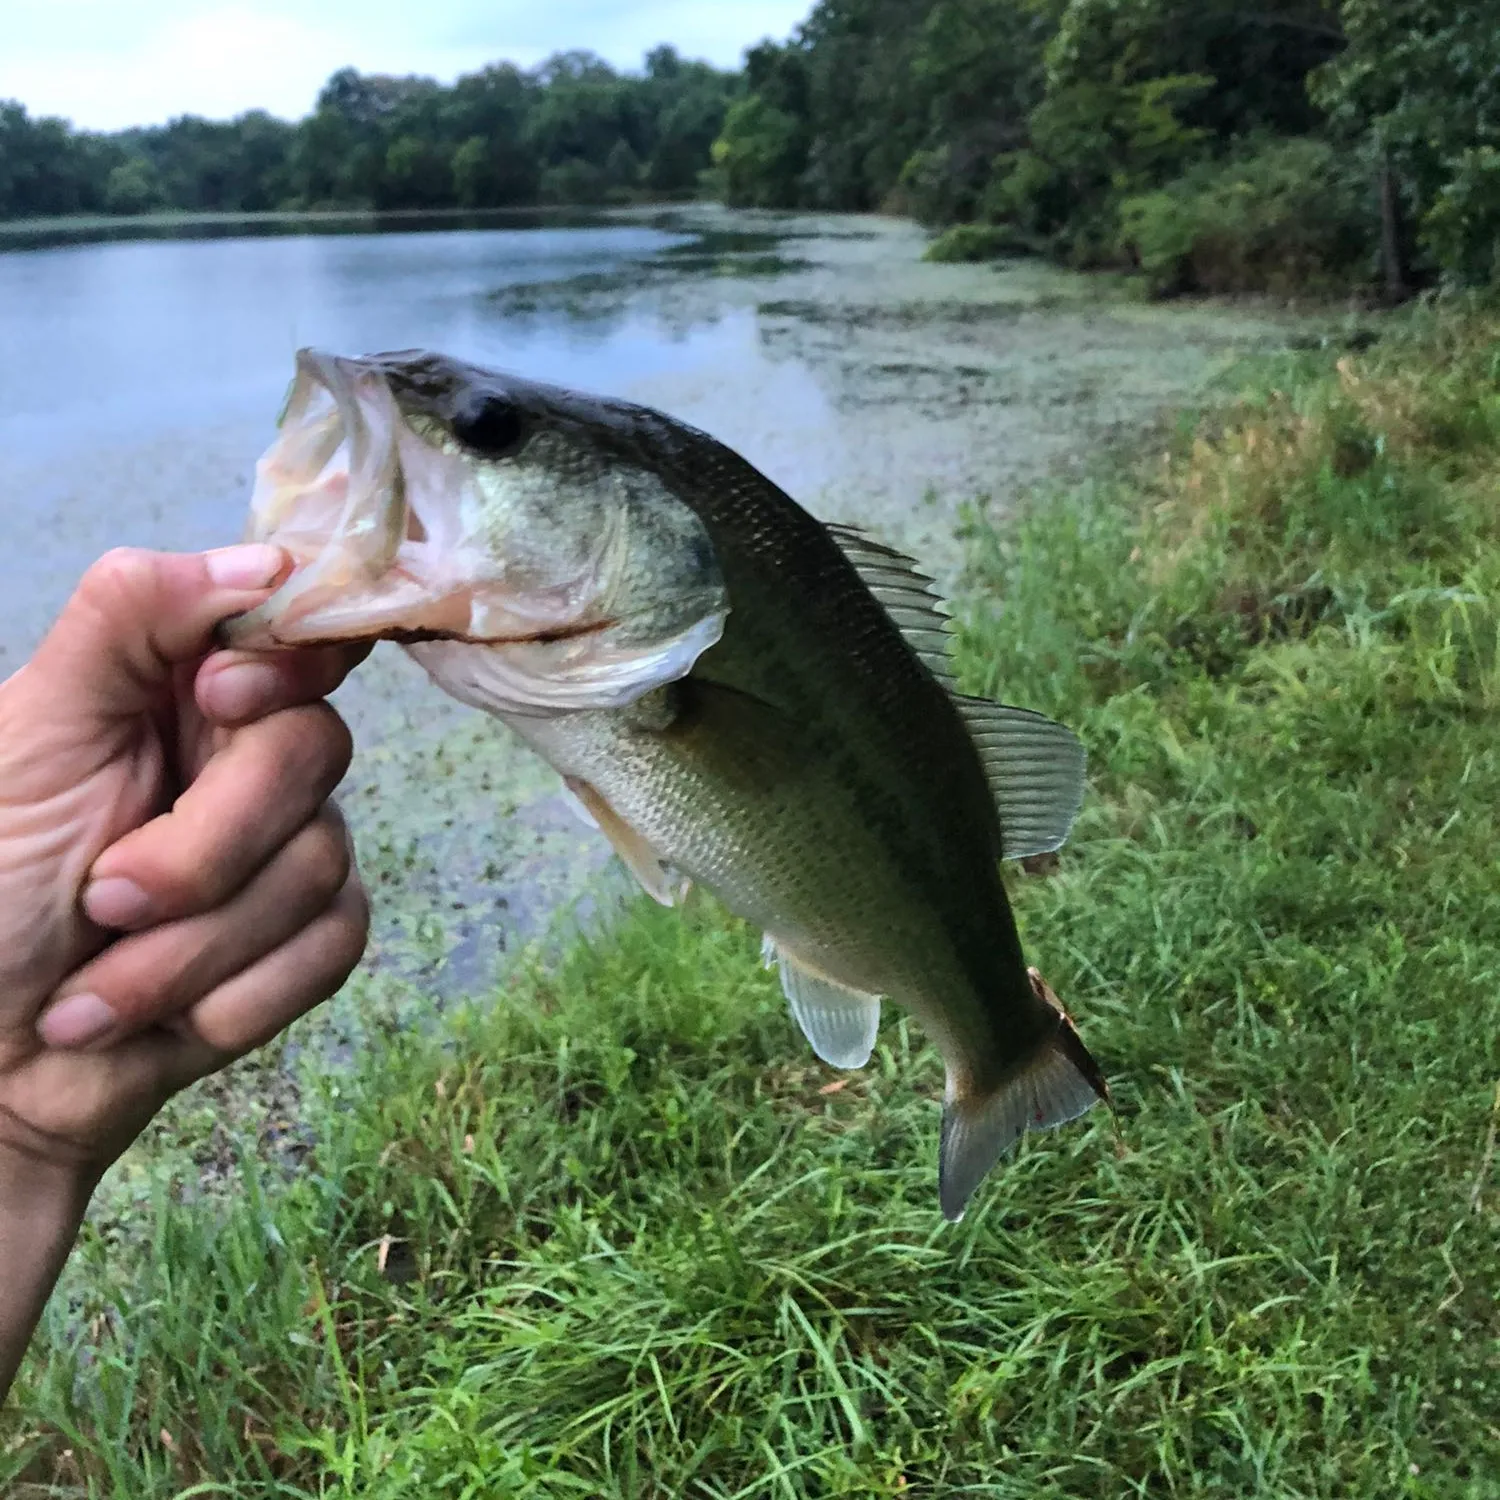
[224,348,1108,1218]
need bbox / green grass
[6,307,1500,1496]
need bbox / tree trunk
[1379,148,1411,304]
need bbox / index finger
[82,701,353,931]
[19,546,290,730]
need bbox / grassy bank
[5,308,1500,1496]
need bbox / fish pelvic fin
[939,982,1109,1222]
[764,935,882,1069]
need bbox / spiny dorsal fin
[825,522,956,685]
[954,698,1086,860]
[762,934,881,1069]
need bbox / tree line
[0,46,734,219]
[715,0,1500,295]
[3,4,1498,295]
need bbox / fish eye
[452,396,527,457]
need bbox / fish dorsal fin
[564,777,688,907]
[825,523,956,685]
[824,524,1086,858]
[954,698,1086,860]
[762,934,881,1069]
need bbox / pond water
[0,206,1310,1003]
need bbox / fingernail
[200,660,282,722]
[206,543,285,590]
[82,876,152,929]
[38,993,117,1049]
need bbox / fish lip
[214,613,623,653]
[294,347,357,410]
[218,348,410,650]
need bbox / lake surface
[0,208,1304,661]
[0,207,1309,995]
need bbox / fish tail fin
[939,985,1109,1222]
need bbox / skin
[0,544,370,1405]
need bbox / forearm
[0,1147,95,1405]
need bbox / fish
[222,347,1109,1219]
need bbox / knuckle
[310,703,355,781]
[327,895,371,977]
[169,832,243,910]
[300,888,369,1002]
[278,702,354,792]
[76,548,157,614]
[295,817,352,905]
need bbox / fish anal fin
[765,935,882,1070]
[938,1000,1107,1222]
[954,697,1087,860]
[564,777,685,907]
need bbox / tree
[1311,0,1500,288]
[0,101,117,217]
[382,134,451,208]
[103,157,163,215]
[711,43,812,208]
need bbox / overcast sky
[1,1,813,132]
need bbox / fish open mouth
[217,348,731,715]
[220,348,610,652]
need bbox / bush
[984,74,1214,267]
[1118,137,1376,296]
[538,156,608,204]
[103,157,163,216]
[1422,147,1500,287]
[922,222,1038,262]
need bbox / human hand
[0,545,370,1184]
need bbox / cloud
[0,0,812,131]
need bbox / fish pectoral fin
[764,936,882,1070]
[564,777,687,907]
[954,698,1087,860]
[938,1001,1109,1222]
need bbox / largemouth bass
[223,348,1109,1219]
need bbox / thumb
[17,546,289,725]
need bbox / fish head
[221,348,728,712]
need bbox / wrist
[0,1139,100,1222]
[0,1141,98,1406]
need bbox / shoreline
[0,201,704,247]
[2,205,1341,1151]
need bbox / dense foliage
[5,3,1500,294]
[0,46,735,219]
[716,0,1500,294]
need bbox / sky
[0,0,814,132]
